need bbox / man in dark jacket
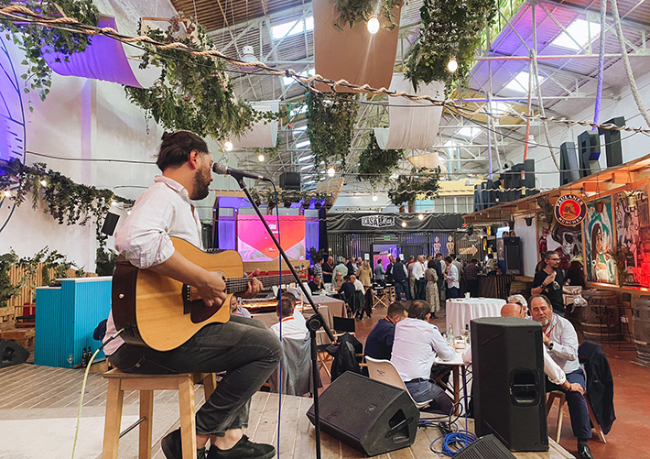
[364,302,407,360]
[392,258,410,301]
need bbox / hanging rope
[610,0,650,127]
[593,0,607,128]
[531,51,561,171]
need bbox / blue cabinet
[35,277,112,368]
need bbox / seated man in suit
[270,298,308,340]
[338,275,357,316]
[364,302,407,360]
[391,300,456,414]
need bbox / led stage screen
[237,214,306,262]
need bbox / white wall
[0,1,239,270]
[513,216,539,277]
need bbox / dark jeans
[394,280,410,301]
[546,369,592,440]
[416,278,427,300]
[109,315,282,436]
[447,286,459,299]
[405,379,453,415]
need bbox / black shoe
[161,429,207,459]
[208,435,275,459]
[432,313,438,319]
[577,444,594,459]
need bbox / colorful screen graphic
[237,215,306,262]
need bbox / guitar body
[112,238,244,351]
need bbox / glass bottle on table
[447,323,455,346]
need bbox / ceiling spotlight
[447,57,458,73]
[258,153,265,162]
[127,210,132,215]
[401,221,407,228]
[40,179,47,186]
[372,194,378,201]
[224,140,234,151]
[327,166,336,177]
[418,214,424,220]
[367,16,380,34]
[3,190,11,198]
[111,200,118,206]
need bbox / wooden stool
[546,390,606,444]
[102,369,217,459]
[0,328,35,349]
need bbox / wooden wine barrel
[633,299,650,366]
[581,290,619,342]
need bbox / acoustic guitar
[112,237,302,351]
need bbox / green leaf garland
[357,132,405,186]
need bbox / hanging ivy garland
[406,0,497,92]
[0,159,133,248]
[333,0,403,31]
[357,132,405,186]
[0,0,100,109]
[124,14,273,141]
[306,91,359,175]
[387,167,441,206]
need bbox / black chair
[613,292,635,351]
[333,316,356,335]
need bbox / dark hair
[427,260,436,269]
[435,253,443,258]
[529,294,552,308]
[282,291,298,306]
[444,255,453,263]
[157,131,208,171]
[470,258,478,264]
[276,298,294,317]
[408,299,432,320]
[450,254,456,259]
[387,302,407,318]
[543,250,558,261]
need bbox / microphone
[212,163,272,182]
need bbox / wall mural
[614,186,650,286]
[584,197,616,284]
[537,219,583,270]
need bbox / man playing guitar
[103,131,281,459]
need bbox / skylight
[503,71,546,94]
[290,105,307,118]
[458,127,481,138]
[488,101,512,116]
[301,164,314,170]
[296,140,311,149]
[298,154,314,162]
[271,16,314,40]
[551,19,600,51]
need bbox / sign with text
[361,215,395,228]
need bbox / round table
[445,298,506,336]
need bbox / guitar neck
[225,274,299,294]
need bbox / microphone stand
[234,177,334,459]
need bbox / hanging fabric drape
[231,101,280,148]
[373,74,444,150]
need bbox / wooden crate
[0,328,35,349]
[0,306,15,331]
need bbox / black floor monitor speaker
[503,237,522,275]
[471,317,548,452]
[306,371,420,456]
[0,339,30,369]
[454,434,516,459]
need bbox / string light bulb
[3,190,11,198]
[401,221,407,228]
[327,166,336,177]
[418,214,424,220]
[224,140,234,151]
[447,57,458,73]
[258,153,265,162]
[40,179,47,186]
[367,16,380,34]
[372,194,378,201]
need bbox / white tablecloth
[445,298,505,337]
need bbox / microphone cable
[70,328,124,459]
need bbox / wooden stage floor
[0,363,574,458]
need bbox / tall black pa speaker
[306,371,420,456]
[0,339,30,369]
[471,317,548,452]
[503,237,522,275]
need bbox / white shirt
[270,310,308,340]
[411,262,425,280]
[462,344,566,385]
[353,279,365,294]
[391,318,456,381]
[446,263,460,289]
[103,176,203,355]
[545,313,580,374]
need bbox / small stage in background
[0,363,573,459]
